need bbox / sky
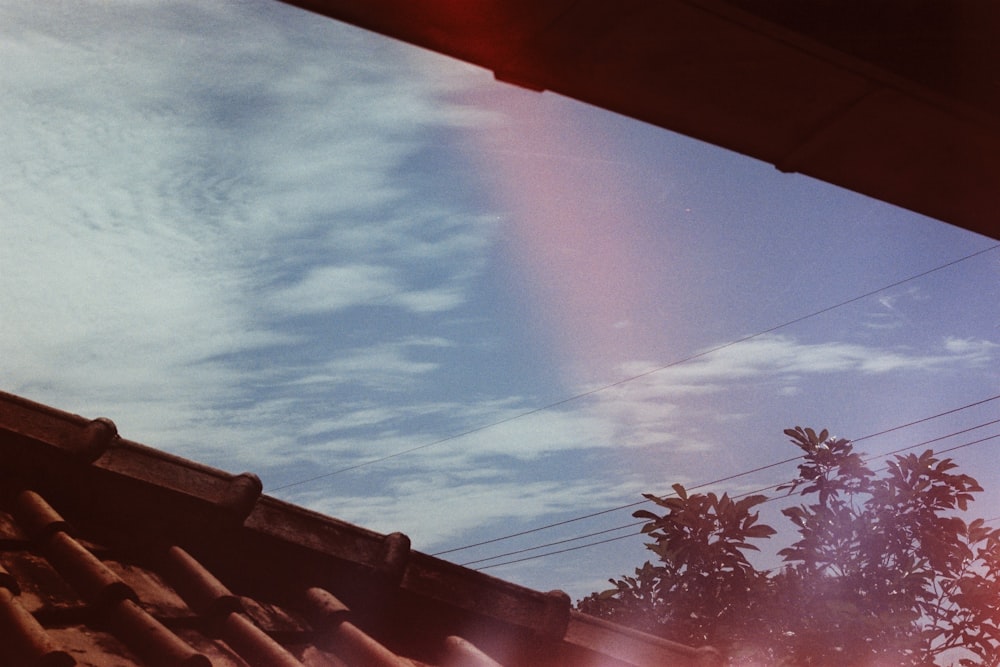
[2,0,998,602]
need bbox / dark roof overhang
[276,0,1000,241]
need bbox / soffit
[278,0,1000,241]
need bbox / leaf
[642,493,676,509]
[663,498,685,511]
[736,494,769,513]
[785,427,811,450]
[744,524,777,539]
[579,426,1000,662]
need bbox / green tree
[577,427,1000,666]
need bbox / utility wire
[460,522,646,567]
[476,430,1000,570]
[434,456,804,556]
[477,531,646,570]
[433,394,1000,556]
[269,243,1000,493]
[466,419,1000,567]
[470,422,1000,567]
[460,428,1000,569]
[852,395,1000,443]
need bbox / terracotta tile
[0,551,84,614]
[0,508,28,543]
[219,611,304,667]
[42,531,136,608]
[160,545,241,617]
[104,559,192,621]
[443,635,504,667]
[304,587,412,667]
[1,389,721,667]
[46,624,144,667]
[160,545,305,666]
[0,560,18,594]
[0,585,75,666]
[104,598,211,667]
[174,627,255,667]
[239,595,310,636]
[299,644,350,667]
[14,490,70,542]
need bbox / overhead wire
[269,243,1000,493]
[433,455,806,556]
[473,425,1000,570]
[464,418,1000,569]
[432,394,1000,557]
[460,522,646,567]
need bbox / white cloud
[268,264,401,314]
[453,407,615,460]
[615,334,995,389]
[289,339,447,390]
[297,474,647,550]
[0,0,500,468]
[298,407,403,437]
[944,336,998,359]
[393,286,468,313]
[583,333,999,459]
[250,332,998,476]
[4,1,995,603]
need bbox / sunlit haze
[2,1,998,601]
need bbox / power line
[432,394,1000,557]
[471,424,1000,568]
[477,530,646,570]
[458,424,1000,569]
[853,395,1000,443]
[269,242,999,493]
[460,522,644,567]
[433,455,803,556]
[475,429,1000,571]
[872,418,1000,459]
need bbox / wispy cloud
[267,264,402,314]
[943,336,997,361]
[586,333,998,454]
[614,334,995,387]
[256,331,998,546]
[297,473,647,550]
[0,1,498,470]
[3,0,995,603]
[285,338,450,390]
[262,333,996,475]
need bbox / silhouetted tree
[578,427,1000,666]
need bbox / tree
[577,427,1000,666]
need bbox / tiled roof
[0,390,722,667]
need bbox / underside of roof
[0,390,721,667]
[278,0,1000,241]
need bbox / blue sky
[2,0,998,601]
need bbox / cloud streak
[3,0,996,603]
[0,0,497,469]
[266,332,996,549]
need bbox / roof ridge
[0,389,721,665]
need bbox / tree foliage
[577,427,1000,666]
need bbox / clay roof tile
[0,585,75,667]
[0,389,722,666]
[304,587,414,667]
